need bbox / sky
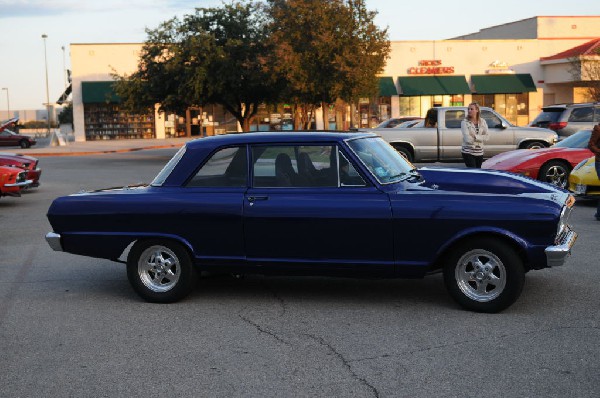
[0,0,598,111]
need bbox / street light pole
[42,34,51,136]
[1,87,9,118]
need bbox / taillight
[548,122,567,130]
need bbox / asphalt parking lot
[1,147,599,397]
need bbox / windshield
[346,137,415,184]
[554,130,591,148]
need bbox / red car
[0,153,42,187]
[0,165,30,197]
[0,118,36,149]
[482,129,593,188]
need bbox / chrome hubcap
[138,245,181,292]
[455,249,506,302]
[544,166,568,188]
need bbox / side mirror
[500,121,508,129]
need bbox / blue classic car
[46,132,577,312]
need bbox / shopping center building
[68,15,599,141]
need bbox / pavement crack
[304,333,380,398]
[238,314,291,346]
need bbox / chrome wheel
[137,245,181,293]
[543,165,568,188]
[454,249,506,303]
[539,161,570,188]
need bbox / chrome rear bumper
[545,227,577,267]
[45,232,63,252]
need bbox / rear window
[531,109,563,124]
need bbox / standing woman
[461,102,489,168]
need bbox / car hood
[0,152,38,164]
[482,147,562,168]
[482,147,590,169]
[407,167,570,205]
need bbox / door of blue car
[179,145,248,264]
[243,144,394,274]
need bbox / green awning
[81,81,121,104]
[378,76,398,96]
[397,76,471,96]
[471,74,537,94]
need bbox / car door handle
[247,196,268,206]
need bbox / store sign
[486,60,515,74]
[408,60,454,75]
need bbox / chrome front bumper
[5,179,32,187]
[545,227,577,267]
[45,232,63,252]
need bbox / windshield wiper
[389,168,422,182]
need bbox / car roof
[185,131,377,150]
[543,102,600,110]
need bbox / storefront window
[399,97,421,117]
[84,103,155,141]
[450,95,464,107]
[473,93,529,126]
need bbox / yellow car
[568,156,600,199]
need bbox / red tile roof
[541,38,600,61]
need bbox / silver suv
[530,102,600,138]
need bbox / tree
[568,47,600,102]
[266,0,390,129]
[58,103,73,126]
[114,1,277,132]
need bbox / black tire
[127,239,197,303]
[538,160,571,188]
[443,237,525,313]
[19,140,31,149]
[393,145,413,162]
[522,141,546,149]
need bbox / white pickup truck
[368,107,558,162]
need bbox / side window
[481,110,503,128]
[595,107,600,122]
[187,146,247,187]
[339,151,366,187]
[445,110,465,129]
[568,107,593,122]
[251,144,364,188]
[253,145,337,188]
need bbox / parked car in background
[568,156,600,199]
[0,165,31,198]
[482,129,593,188]
[0,129,37,148]
[367,106,557,162]
[0,153,42,187]
[46,132,577,313]
[530,102,600,138]
[374,116,421,129]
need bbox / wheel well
[430,232,530,273]
[519,140,549,149]
[122,237,194,263]
[540,158,571,172]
